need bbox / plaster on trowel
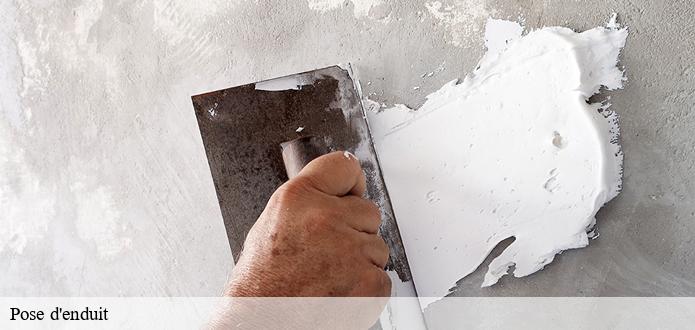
[191,65,425,326]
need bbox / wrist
[225,262,282,297]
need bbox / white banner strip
[1,297,694,329]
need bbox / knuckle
[277,178,310,198]
[377,237,390,256]
[361,199,378,214]
[272,185,297,208]
[356,200,381,231]
[365,201,381,222]
[369,237,390,267]
[271,178,312,209]
[294,172,325,192]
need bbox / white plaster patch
[367,19,627,307]
[2,0,235,297]
[16,32,48,105]
[153,0,230,52]
[307,0,384,18]
[0,0,25,130]
[424,0,497,47]
[483,18,523,55]
[255,74,317,91]
[0,2,53,254]
[73,0,104,47]
[0,137,54,255]
[307,0,343,12]
[351,0,384,18]
[72,181,132,259]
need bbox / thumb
[295,151,367,197]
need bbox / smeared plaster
[368,18,627,306]
[0,139,53,255]
[0,1,52,255]
[307,0,385,18]
[71,180,132,259]
[1,0,233,295]
[424,0,497,47]
[0,1,24,130]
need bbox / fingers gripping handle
[280,136,330,179]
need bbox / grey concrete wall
[1,0,693,307]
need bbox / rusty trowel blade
[191,65,414,284]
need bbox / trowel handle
[280,136,330,179]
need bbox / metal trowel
[191,65,425,327]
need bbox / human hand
[226,151,391,297]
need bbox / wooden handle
[280,136,329,179]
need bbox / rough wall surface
[1,0,693,306]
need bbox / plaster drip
[366,18,627,307]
